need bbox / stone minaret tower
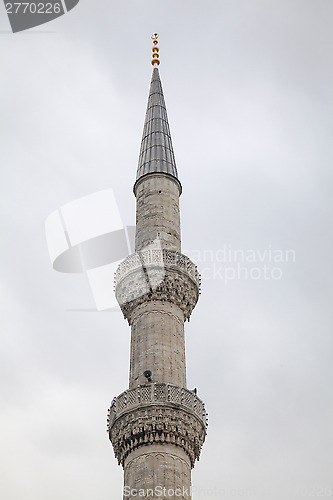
[108,35,207,499]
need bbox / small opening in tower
[144,370,152,382]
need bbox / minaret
[108,35,207,499]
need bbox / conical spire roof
[135,68,180,190]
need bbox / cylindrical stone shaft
[123,445,192,500]
[134,174,181,253]
[129,302,186,389]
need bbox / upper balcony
[115,249,200,288]
[114,249,201,323]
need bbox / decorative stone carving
[108,383,207,428]
[115,250,201,324]
[109,404,206,469]
[125,447,191,470]
[107,384,207,469]
[115,250,200,285]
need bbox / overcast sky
[1,1,333,499]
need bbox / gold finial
[151,33,160,67]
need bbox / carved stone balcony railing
[108,383,208,467]
[107,383,207,431]
[114,250,201,323]
[115,249,200,290]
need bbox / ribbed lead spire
[135,67,179,187]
